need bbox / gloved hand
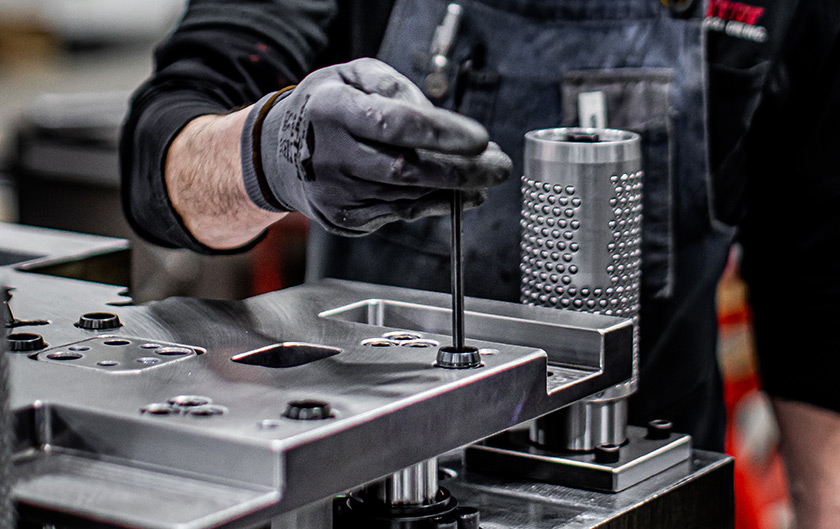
[241,58,511,236]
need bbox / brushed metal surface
[3,224,635,528]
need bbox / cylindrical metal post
[521,128,642,451]
[529,396,628,451]
[364,458,439,506]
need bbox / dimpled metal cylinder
[521,128,641,384]
[521,128,642,450]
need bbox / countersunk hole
[382,331,422,341]
[283,400,333,420]
[47,352,83,361]
[155,346,193,356]
[168,395,212,407]
[97,360,119,367]
[478,349,498,356]
[141,403,176,415]
[137,357,161,365]
[8,333,46,352]
[104,339,131,346]
[362,338,396,347]
[258,419,283,430]
[186,405,227,418]
[68,346,90,352]
[76,312,122,331]
[140,343,162,349]
[85,312,116,321]
[401,339,439,348]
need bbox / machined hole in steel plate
[362,338,397,347]
[231,343,341,369]
[283,400,332,420]
[186,405,227,418]
[168,395,212,408]
[155,346,193,356]
[34,336,201,372]
[137,357,161,365]
[46,351,83,361]
[401,339,439,348]
[382,331,423,341]
[141,403,176,416]
[8,333,46,352]
[76,312,122,330]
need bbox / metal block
[5,243,633,529]
[441,449,734,529]
[466,425,692,492]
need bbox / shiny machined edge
[524,127,642,166]
[7,267,634,529]
[465,425,692,493]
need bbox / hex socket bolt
[646,419,673,440]
[594,443,621,464]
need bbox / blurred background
[0,2,792,527]
[0,0,308,302]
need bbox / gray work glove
[241,58,511,236]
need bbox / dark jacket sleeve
[119,0,337,252]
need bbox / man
[121,1,840,526]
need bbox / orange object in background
[718,246,793,529]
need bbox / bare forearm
[164,107,285,249]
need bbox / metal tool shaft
[450,190,465,351]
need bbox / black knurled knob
[436,345,481,369]
[77,312,122,330]
[646,419,673,440]
[7,333,46,352]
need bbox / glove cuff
[241,87,296,212]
